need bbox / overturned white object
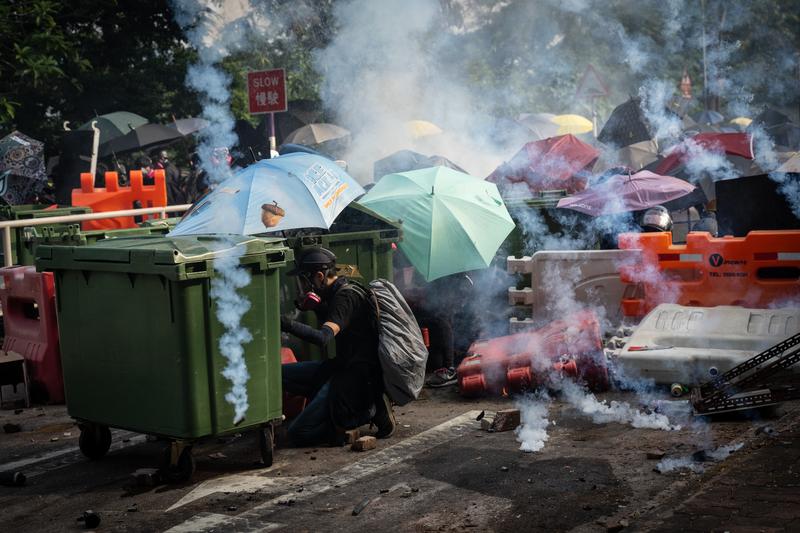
[612,303,800,386]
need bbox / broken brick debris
[351,436,377,452]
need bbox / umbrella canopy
[595,140,659,174]
[552,114,593,135]
[99,123,184,157]
[557,170,701,216]
[693,109,725,125]
[654,132,754,177]
[486,134,600,196]
[284,123,350,146]
[169,153,365,236]
[405,120,443,139]
[373,150,465,182]
[749,107,800,148]
[168,117,209,135]
[358,167,514,281]
[517,113,560,140]
[598,97,654,147]
[78,111,149,145]
[0,131,47,204]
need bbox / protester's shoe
[371,393,396,439]
[425,367,457,388]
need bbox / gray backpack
[348,278,428,406]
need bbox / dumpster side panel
[57,270,211,437]
[206,265,283,434]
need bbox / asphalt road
[1,387,797,532]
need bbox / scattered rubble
[352,497,372,515]
[480,409,521,432]
[131,468,161,487]
[77,510,101,529]
[351,436,377,452]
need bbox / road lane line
[165,410,481,533]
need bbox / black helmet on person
[287,247,337,276]
[641,205,672,232]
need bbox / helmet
[287,247,337,276]
[641,206,672,232]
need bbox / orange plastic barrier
[71,169,167,230]
[617,230,800,317]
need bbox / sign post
[575,65,609,139]
[247,69,288,154]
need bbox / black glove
[280,316,335,346]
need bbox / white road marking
[165,410,482,533]
[167,473,308,512]
[164,512,284,533]
[0,430,144,476]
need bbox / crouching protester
[279,247,396,447]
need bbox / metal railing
[0,204,192,267]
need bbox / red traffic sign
[576,64,609,99]
[247,69,287,114]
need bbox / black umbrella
[749,107,800,149]
[168,117,208,135]
[0,131,48,204]
[78,111,149,145]
[372,150,466,182]
[598,97,654,147]
[98,123,184,157]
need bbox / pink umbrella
[556,170,703,216]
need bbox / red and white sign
[247,69,287,114]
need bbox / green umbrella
[78,111,149,145]
[358,166,515,281]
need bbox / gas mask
[295,271,323,311]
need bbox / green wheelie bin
[0,204,92,266]
[278,203,401,361]
[36,234,291,481]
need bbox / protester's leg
[282,361,326,398]
[426,316,454,369]
[286,381,335,446]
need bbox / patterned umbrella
[0,131,47,204]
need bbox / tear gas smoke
[656,442,744,474]
[515,392,552,453]
[556,378,679,431]
[170,0,292,423]
[209,240,253,424]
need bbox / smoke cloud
[515,392,552,453]
[170,0,295,423]
[209,240,253,424]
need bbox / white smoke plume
[556,378,680,431]
[656,442,744,474]
[209,240,253,424]
[170,0,292,423]
[515,392,552,453]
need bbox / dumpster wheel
[258,423,275,467]
[162,442,195,483]
[78,423,112,460]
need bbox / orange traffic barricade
[71,169,167,230]
[617,230,800,317]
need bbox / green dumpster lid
[36,234,291,280]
